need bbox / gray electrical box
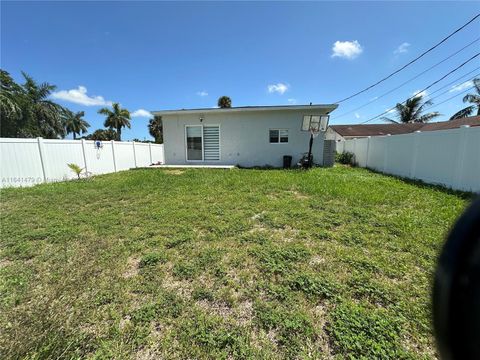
[323,140,336,167]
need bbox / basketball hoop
[301,114,330,168]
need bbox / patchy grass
[0,166,470,359]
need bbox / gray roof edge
[151,104,338,116]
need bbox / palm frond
[463,94,480,104]
[416,112,440,123]
[473,78,480,94]
[449,106,475,120]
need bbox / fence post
[37,137,47,183]
[111,140,117,172]
[410,131,421,179]
[149,143,153,164]
[383,134,391,173]
[132,141,138,168]
[365,136,371,168]
[453,125,470,190]
[81,139,88,174]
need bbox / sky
[2,1,480,140]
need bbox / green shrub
[336,151,355,165]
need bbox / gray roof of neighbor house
[151,104,338,116]
[330,116,480,137]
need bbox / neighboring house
[326,116,480,141]
[151,104,338,167]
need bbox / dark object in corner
[433,196,480,359]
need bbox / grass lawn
[0,166,470,359]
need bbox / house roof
[329,123,423,137]
[420,116,480,131]
[151,104,338,116]
[330,116,480,137]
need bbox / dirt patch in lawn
[165,169,184,175]
[123,257,140,278]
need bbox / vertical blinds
[203,125,220,161]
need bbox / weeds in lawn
[0,166,469,359]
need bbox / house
[326,116,480,141]
[151,104,338,167]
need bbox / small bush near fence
[336,152,355,165]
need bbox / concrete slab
[139,165,236,169]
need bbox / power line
[427,69,479,97]
[335,13,480,104]
[422,86,475,112]
[333,38,480,119]
[426,75,478,102]
[360,53,480,124]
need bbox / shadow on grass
[354,165,476,200]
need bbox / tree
[1,70,67,138]
[382,94,440,124]
[217,96,232,108]
[98,103,131,141]
[148,115,163,143]
[64,110,90,140]
[21,72,67,138]
[0,70,25,137]
[83,128,117,141]
[450,78,480,120]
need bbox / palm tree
[64,110,90,139]
[450,78,480,120]
[0,70,25,137]
[21,72,67,138]
[148,115,163,143]
[217,96,232,108]
[382,94,440,123]
[98,102,131,141]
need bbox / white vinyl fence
[336,126,480,192]
[0,138,164,188]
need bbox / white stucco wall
[162,109,328,167]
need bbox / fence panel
[84,140,116,175]
[43,140,85,181]
[151,145,164,164]
[114,142,136,171]
[336,126,479,192]
[135,143,152,166]
[384,134,415,178]
[0,138,45,187]
[0,138,164,188]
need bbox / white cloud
[287,98,297,104]
[412,90,428,99]
[449,80,473,93]
[354,112,360,119]
[51,86,112,106]
[394,42,410,55]
[131,109,152,118]
[331,40,363,59]
[197,90,208,97]
[268,83,289,94]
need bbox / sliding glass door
[186,125,203,161]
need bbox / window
[185,125,221,161]
[186,125,203,160]
[269,129,288,143]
